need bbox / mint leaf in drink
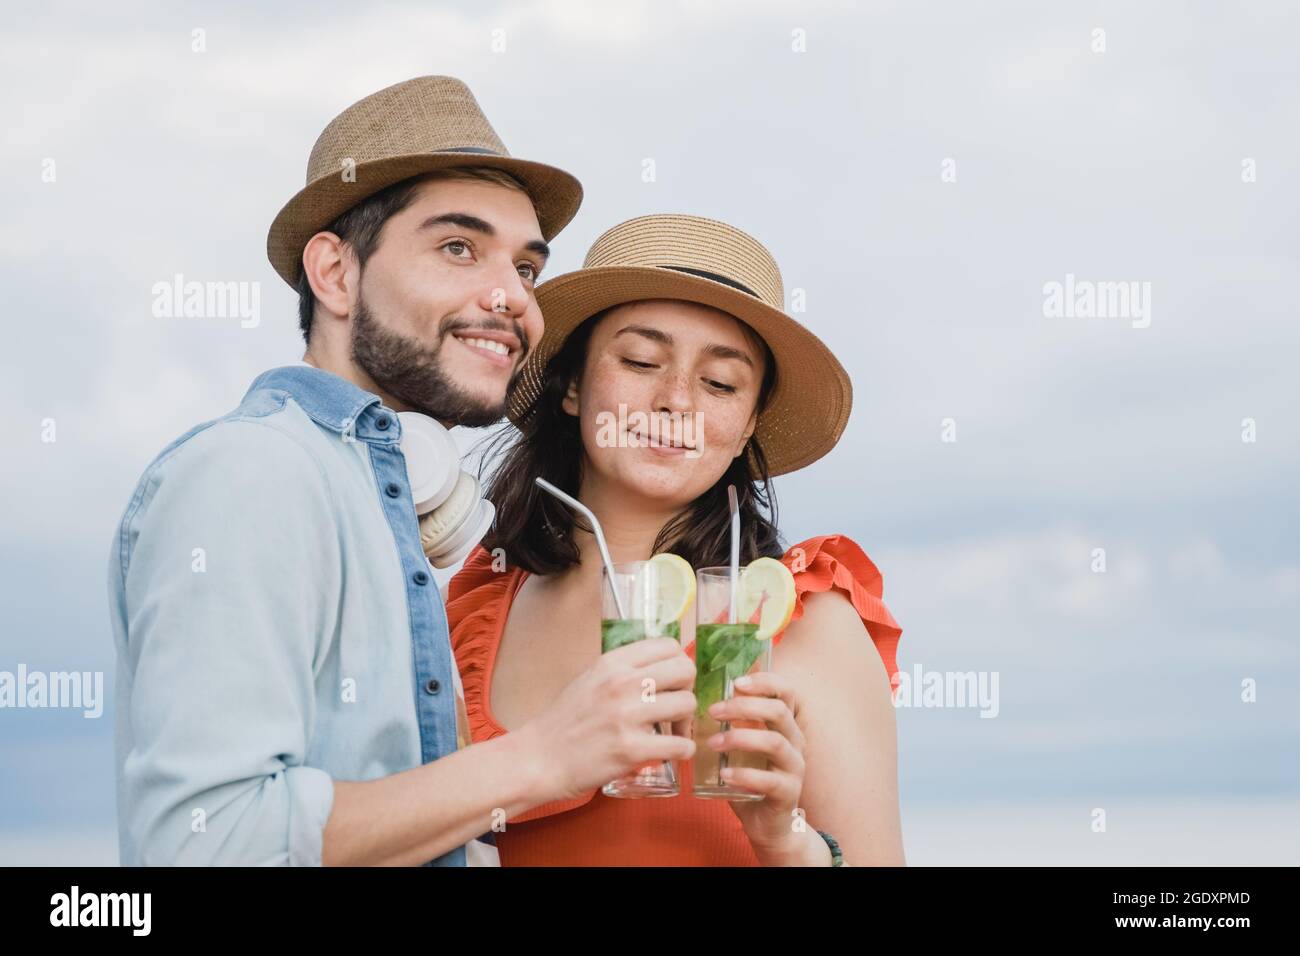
[694,668,726,719]
[601,619,645,653]
[693,622,762,716]
[601,618,680,653]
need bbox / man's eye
[443,240,472,258]
[517,262,538,281]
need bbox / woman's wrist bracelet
[816,829,844,866]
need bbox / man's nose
[477,261,531,318]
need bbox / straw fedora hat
[267,75,583,287]
[510,214,852,477]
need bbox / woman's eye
[620,358,657,370]
[705,379,737,394]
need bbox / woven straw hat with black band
[512,214,852,477]
[267,75,583,288]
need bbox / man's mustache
[441,316,530,364]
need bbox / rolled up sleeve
[119,420,342,865]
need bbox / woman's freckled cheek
[578,361,628,447]
[589,359,647,414]
[701,402,745,452]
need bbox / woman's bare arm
[773,590,906,866]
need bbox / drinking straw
[534,477,625,619]
[727,485,740,623]
[534,477,677,787]
[721,484,741,778]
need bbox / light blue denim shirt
[107,364,466,866]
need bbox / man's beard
[349,295,526,428]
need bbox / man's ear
[561,377,581,417]
[302,232,357,320]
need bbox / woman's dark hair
[479,307,785,574]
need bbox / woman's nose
[653,371,693,414]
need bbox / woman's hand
[706,671,832,865]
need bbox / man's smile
[450,328,521,369]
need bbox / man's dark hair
[296,166,530,342]
[478,308,784,575]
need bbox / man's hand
[517,636,697,802]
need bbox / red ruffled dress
[444,535,902,866]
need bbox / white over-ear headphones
[397,412,495,569]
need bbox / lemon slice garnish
[737,557,797,641]
[644,552,696,627]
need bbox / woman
[446,213,905,865]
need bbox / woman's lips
[645,443,687,457]
[628,430,695,456]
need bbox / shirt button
[425,678,441,695]
[385,482,401,498]
[375,416,391,431]
[413,570,429,586]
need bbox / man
[108,76,697,866]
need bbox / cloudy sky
[2,0,1297,865]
